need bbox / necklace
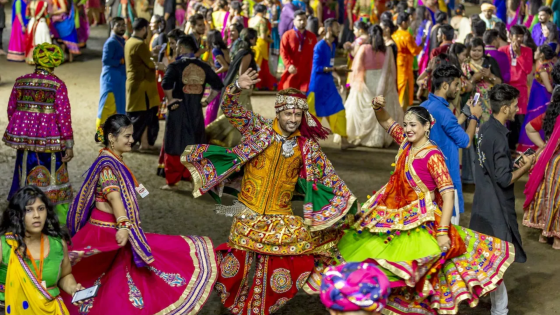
[26,234,46,287]
[275,134,297,158]
[411,140,430,153]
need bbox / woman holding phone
[63,114,217,314]
[0,186,89,314]
[462,37,503,124]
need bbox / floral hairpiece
[96,126,105,143]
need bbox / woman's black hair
[467,36,485,55]
[354,20,369,32]
[380,11,393,22]
[543,87,560,139]
[167,28,184,40]
[416,5,428,21]
[230,1,242,12]
[253,3,267,13]
[239,28,258,50]
[405,106,433,128]
[544,21,560,44]
[435,11,447,24]
[538,44,556,60]
[455,3,465,15]
[95,114,133,146]
[217,0,228,10]
[230,21,244,35]
[493,21,508,41]
[448,43,467,69]
[207,30,228,50]
[508,0,521,11]
[521,25,538,54]
[380,18,397,35]
[0,186,71,259]
[369,25,387,53]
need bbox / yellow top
[238,119,302,215]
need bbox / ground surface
[1,13,560,315]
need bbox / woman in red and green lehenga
[335,97,516,314]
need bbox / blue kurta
[307,40,343,118]
[98,34,127,117]
[421,94,468,215]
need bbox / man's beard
[116,30,126,36]
[446,89,457,100]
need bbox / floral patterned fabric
[3,69,74,152]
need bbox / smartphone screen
[473,93,480,105]
[71,285,100,304]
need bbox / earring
[110,141,115,150]
[425,130,430,138]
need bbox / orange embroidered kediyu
[238,119,302,215]
[392,29,423,110]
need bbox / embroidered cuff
[64,139,74,149]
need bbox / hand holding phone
[72,284,100,304]
[514,148,536,168]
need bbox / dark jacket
[470,116,526,263]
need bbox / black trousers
[0,28,4,50]
[127,93,160,146]
[508,114,525,151]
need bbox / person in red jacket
[278,10,317,92]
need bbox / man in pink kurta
[498,25,533,149]
[278,10,317,93]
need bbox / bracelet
[468,115,480,124]
[117,220,132,230]
[116,216,128,223]
[373,106,382,111]
[234,80,241,90]
[436,226,449,236]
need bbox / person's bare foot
[539,235,548,243]
[160,184,180,191]
[0,49,6,56]
[553,237,560,250]
[341,137,357,150]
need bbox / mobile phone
[166,99,181,109]
[71,285,100,304]
[472,93,480,105]
[514,148,536,166]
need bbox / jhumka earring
[110,142,115,150]
[425,130,430,138]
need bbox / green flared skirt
[337,225,516,315]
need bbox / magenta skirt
[62,208,217,314]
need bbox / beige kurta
[124,37,160,112]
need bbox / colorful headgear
[274,88,331,141]
[481,3,496,12]
[320,260,391,313]
[33,43,64,69]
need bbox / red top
[430,43,451,59]
[498,45,534,114]
[279,29,318,93]
[530,113,545,131]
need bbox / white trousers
[490,282,509,315]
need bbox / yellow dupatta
[4,234,69,315]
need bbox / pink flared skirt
[62,208,217,314]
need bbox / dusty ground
[1,15,560,315]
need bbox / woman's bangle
[234,79,241,90]
[116,216,128,223]
[117,220,132,230]
[436,226,449,236]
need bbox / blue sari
[53,3,80,54]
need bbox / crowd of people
[2,0,560,313]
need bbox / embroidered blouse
[388,122,454,194]
[536,60,554,86]
[3,69,74,152]
[95,167,121,202]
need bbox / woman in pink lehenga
[7,0,28,62]
[63,114,218,315]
